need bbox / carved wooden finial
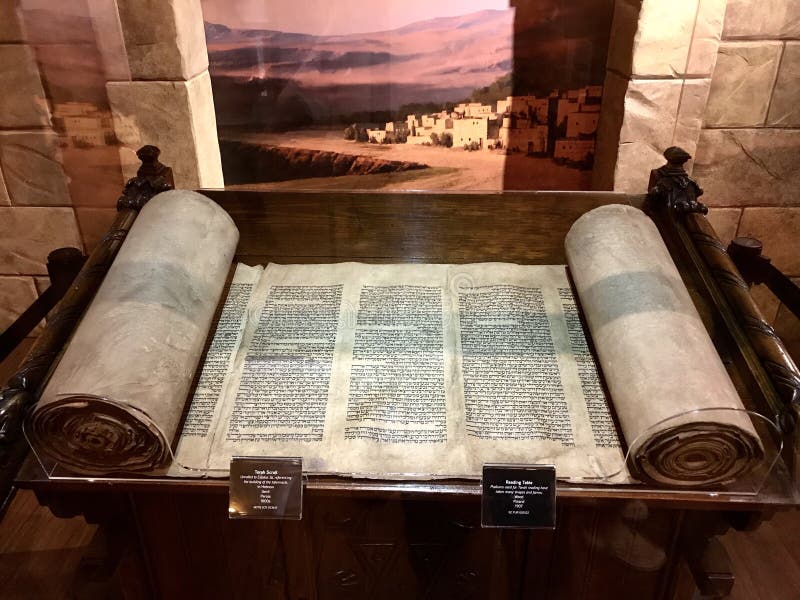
[663,146,692,166]
[647,146,708,215]
[116,145,175,212]
[135,145,169,179]
[650,149,800,430]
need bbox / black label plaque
[229,457,302,519]
[481,464,556,529]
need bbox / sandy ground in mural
[223,129,591,191]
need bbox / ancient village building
[363,85,602,166]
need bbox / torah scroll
[565,204,763,486]
[27,190,239,474]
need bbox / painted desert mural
[201,0,614,190]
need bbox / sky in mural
[200,0,510,34]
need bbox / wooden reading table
[3,149,799,599]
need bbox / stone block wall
[594,0,727,192]
[594,0,800,357]
[1,0,798,363]
[108,0,223,189]
[0,0,224,374]
[697,0,800,357]
[0,1,82,340]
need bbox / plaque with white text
[229,457,303,519]
[481,464,556,529]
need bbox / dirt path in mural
[223,129,591,190]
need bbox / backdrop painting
[201,0,614,191]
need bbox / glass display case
[5,148,799,599]
[2,1,799,598]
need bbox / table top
[15,189,800,510]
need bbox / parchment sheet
[174,262,627,481]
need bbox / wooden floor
[0,489,797,599]
[0,490,96,600]
[721,509,800,600]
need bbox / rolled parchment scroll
[565,204,763,486]
[27,195,763,486]
[27,190,239,475]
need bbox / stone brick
[107,71,223,188]
[620,79,682,146]
[75,207,117,252]
[0,166,9,206]
[191,73,225,190]
[34,43,107,106]
[704,42,782,127]
[774,307,800,363]
[612,78,683,193]
[614,142,665,194]
[34,277,49,296]
[767,42,800,127]
[0,0,25,42]
[0,44,51,129]
[673,78,712,164]
[693,129,800,206]
[0,131,71,206]
[706,208,741,246]
[0,276,40,333]
[21,0,95,44]
[606,0,718,78]
[608,0,697,78]
[723,0,800,39]
[87,0,130,81]
[116,146,140,184]
[687,0,726,76]
[738,208,800,275]
[0,207,82,275]
[116,0,207,81]
[61,146,125,209]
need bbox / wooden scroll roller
[566,204,763,486]
[647,147,800,436]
